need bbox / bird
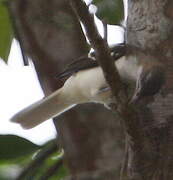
[130,62,165,103]
[10,44,165,129]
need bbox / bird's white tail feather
[10,88,76,129]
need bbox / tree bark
[124,0,173,179]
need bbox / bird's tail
[10,88,76,129]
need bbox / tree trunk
[123,0,173,179]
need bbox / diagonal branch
[39,158,64,180]
[69,0,125,105]
[16,141,58,180]
[68,0,145,163]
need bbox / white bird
[10,44,165,129]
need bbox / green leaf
[0,2,13,62]
[92,0,124,25]
[0,135,41,161]
[52,165,69,180]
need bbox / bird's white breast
[63,56,140,104]
[115,56,139,81]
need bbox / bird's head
[130,61,165,104]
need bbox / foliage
[0,136,68,179]
[92,0,124,25]
[0,1,13,62]
[0,135,40,161]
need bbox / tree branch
[68,0,146,169]
[66,1,149,179]
[16,141,58,180]
[69,0,125,105]
[39,158,63,180]
[103,20,108,43]
[68,0,144,143]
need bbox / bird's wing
[58,57,98,79]
[58,43,126,79]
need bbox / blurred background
[0,24,124,145]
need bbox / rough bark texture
[125,0,173,179]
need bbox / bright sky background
[0,40,57,145]
[0,0,127,145]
